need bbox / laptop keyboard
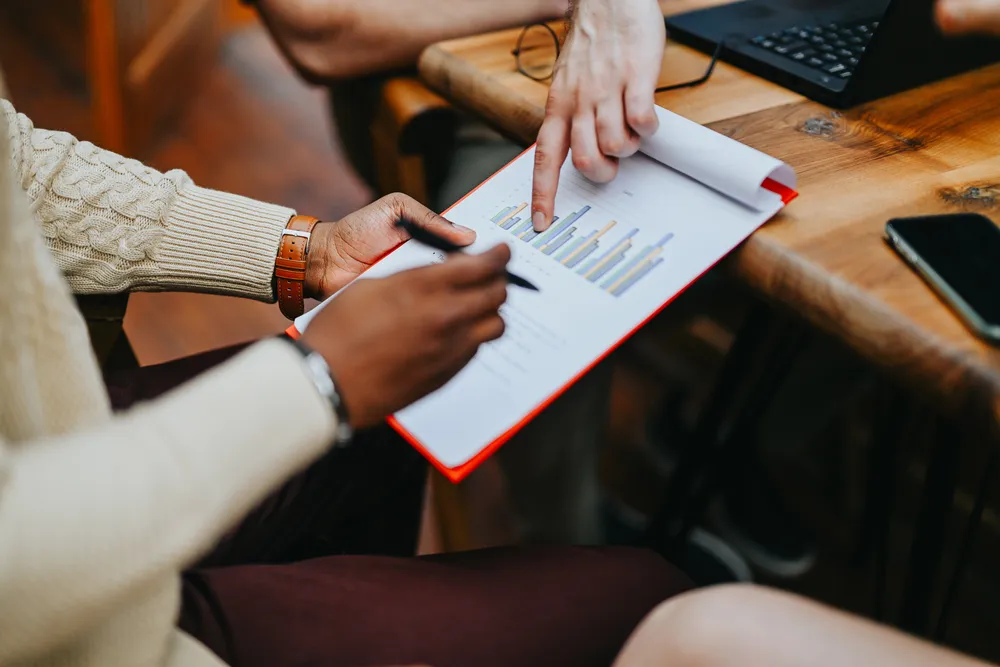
[749,19,880,80]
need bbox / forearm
[0,340,335,662]
[3,99,290,300]
[256,0,570,81]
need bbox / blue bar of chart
[534,206,591,250]
[493,202,526,229]
[511,218,533,235]
[600,233,674,297]
[490,206,512,223]
[489,202,671,297]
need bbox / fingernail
[533,211,546,231]
[453,223,475,234]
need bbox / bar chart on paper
[490,202,673,298]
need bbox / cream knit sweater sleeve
[0,340,336,664]
[2,99,292,301]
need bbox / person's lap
[105,342,691,667]
[181,545,688,667]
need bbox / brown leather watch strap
[276,214,320,319]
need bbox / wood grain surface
[418,1,1000,437]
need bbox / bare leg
[613,584,993,667]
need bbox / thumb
[413,212,477,247]
[937,0,1000,35]
[391,194,477,247]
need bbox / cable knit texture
[0,93,338,667]
[2,99,293,300]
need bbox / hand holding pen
[396,219,540,291]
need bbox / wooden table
[419,0,1000,639]
[420,1,1000,440]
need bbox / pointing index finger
[531,94,573,232]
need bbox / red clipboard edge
[287,153,798,483]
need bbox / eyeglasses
[512,23,729,92]
[654,39,727,93]
[512,23,562,81]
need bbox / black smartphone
[885,213,1000,343]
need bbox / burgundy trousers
[105,343,692,667]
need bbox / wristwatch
[275,214,321,319]
[285,336,354,447]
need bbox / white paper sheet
[641,107,796,209]
[295,108,794,471]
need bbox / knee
[614,584,792,667]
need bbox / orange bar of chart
[604,247,664,294]
[495,202,527,228]
[560,220,617,266]
[584,236,633,280]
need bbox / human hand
[936,0,1000,35]
[301,245,511,429]
[304,193,475,300]
[531,0,665,231]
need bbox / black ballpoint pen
[395,219,540,292]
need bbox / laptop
[665,0,1000,108]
